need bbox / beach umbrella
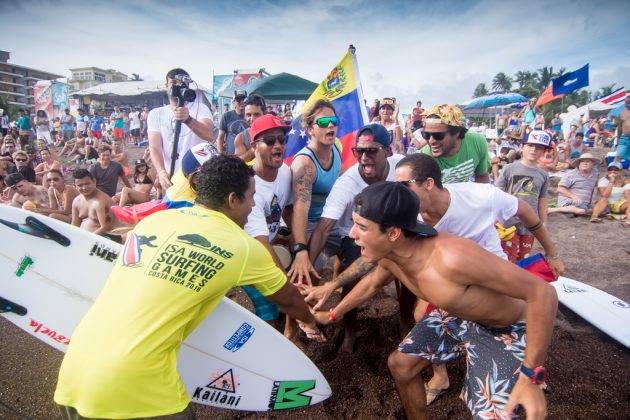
[463,92,529,110]
[609,103,625,118]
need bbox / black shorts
[131,128,140,137]
[338,236,361,269]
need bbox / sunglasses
[397,178,426,188]
[15,158,27,162]
[314,116,339,128]
[608,167,621,171]
[256,135,288,146]
[421,131,447,141]
[351,146,385,158]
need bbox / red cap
[250,114,291,143]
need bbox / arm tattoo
[336,257,377,288]
[295,164,315,205]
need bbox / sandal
[589,217,602,223]
[424,383,449,406]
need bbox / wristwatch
[292,243,308,254]
[520,364,548,385]
[183,115,193,125]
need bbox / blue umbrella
[609,103,625,118]
[464,92,529,110]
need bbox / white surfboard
[0,205,331,412]
[552,276,630,347]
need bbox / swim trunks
[398,308,525,419]
[241,285,279,321]
[617,134,630,160]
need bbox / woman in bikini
[115,159,155,207]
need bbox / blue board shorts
[398,309,526,419]
[617,134,630,160]
[241,285,279,321]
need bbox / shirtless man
[30,169,79,223]
[111,139,130,171]
[615,96,630,163]
[71,168,116,238]
[5,172,50,209]
[316,181,557,420]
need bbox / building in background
[0,50,64,111]
[68,67,128,92]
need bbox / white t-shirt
[597,177,630,205]
[321,154,404,237]
[76,115,89,131]
[428,183,518,260]
[147,101,213,173]
[129,111,141,129]
[245,164,293,242]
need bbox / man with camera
[148,68,215,191]
[217,90,248,155]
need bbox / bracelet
[329,307,337,322]
[546,253,560,260]
[184,116,193,125]
[158,170,167,177]
[526,221,543,232]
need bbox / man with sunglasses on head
[148,68,215,191]
[288,99,343,286]
[420,104,491,184]
[217,90,248,155]
[306,123,405,353]
[29,169,79,223]
[6,172,49,209]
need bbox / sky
[2,0,629,113]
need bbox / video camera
[170,74,197,103]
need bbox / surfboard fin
[0,216,71,247]
[0,297,28,316]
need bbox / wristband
[526,221,543,232]
[158,170,167,177]
[184,116,193,125]
[546,253,560,260]
[329,307,337,322]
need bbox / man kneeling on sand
[316,181,557,420]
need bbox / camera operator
[148,68,215,191]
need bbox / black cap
[234,90,247,99]
[354,181,437,237]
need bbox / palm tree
[129,73,143,81]
[492,72,512,92]
[473,83,488,98]
[0,94,15,120]
[535,66,566,91]
[598,83,618,98]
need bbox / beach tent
[560,92,627,135]
[217,72,317,101]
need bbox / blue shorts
[241,285,279,321]
[617,134,630,160]
[398,309,526,419]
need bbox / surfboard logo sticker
[562,284,586,293]
[0,216,70,247]
[223,322,255,352]
[89,242,119,263]
[192,368,243,407]
[122,233,142,266]
[612,300,630,309]
[268,380,316,410]
[15,255,34,277]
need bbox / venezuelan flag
[284,48,369,169]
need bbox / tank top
[569,142,583,160]
[295,145,342,222]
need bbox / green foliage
[473,83,488,98]
[129,73,143,81]
[492,72,512,93]
[0,95,17,120]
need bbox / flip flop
[424,383,449,406]
[589,217,603,223]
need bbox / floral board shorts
[398,309,526,419]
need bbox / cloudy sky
[2,0,629,112]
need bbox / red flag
[536,85,563,107]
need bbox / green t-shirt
[421,131,490,184]
[54,206,286,418]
